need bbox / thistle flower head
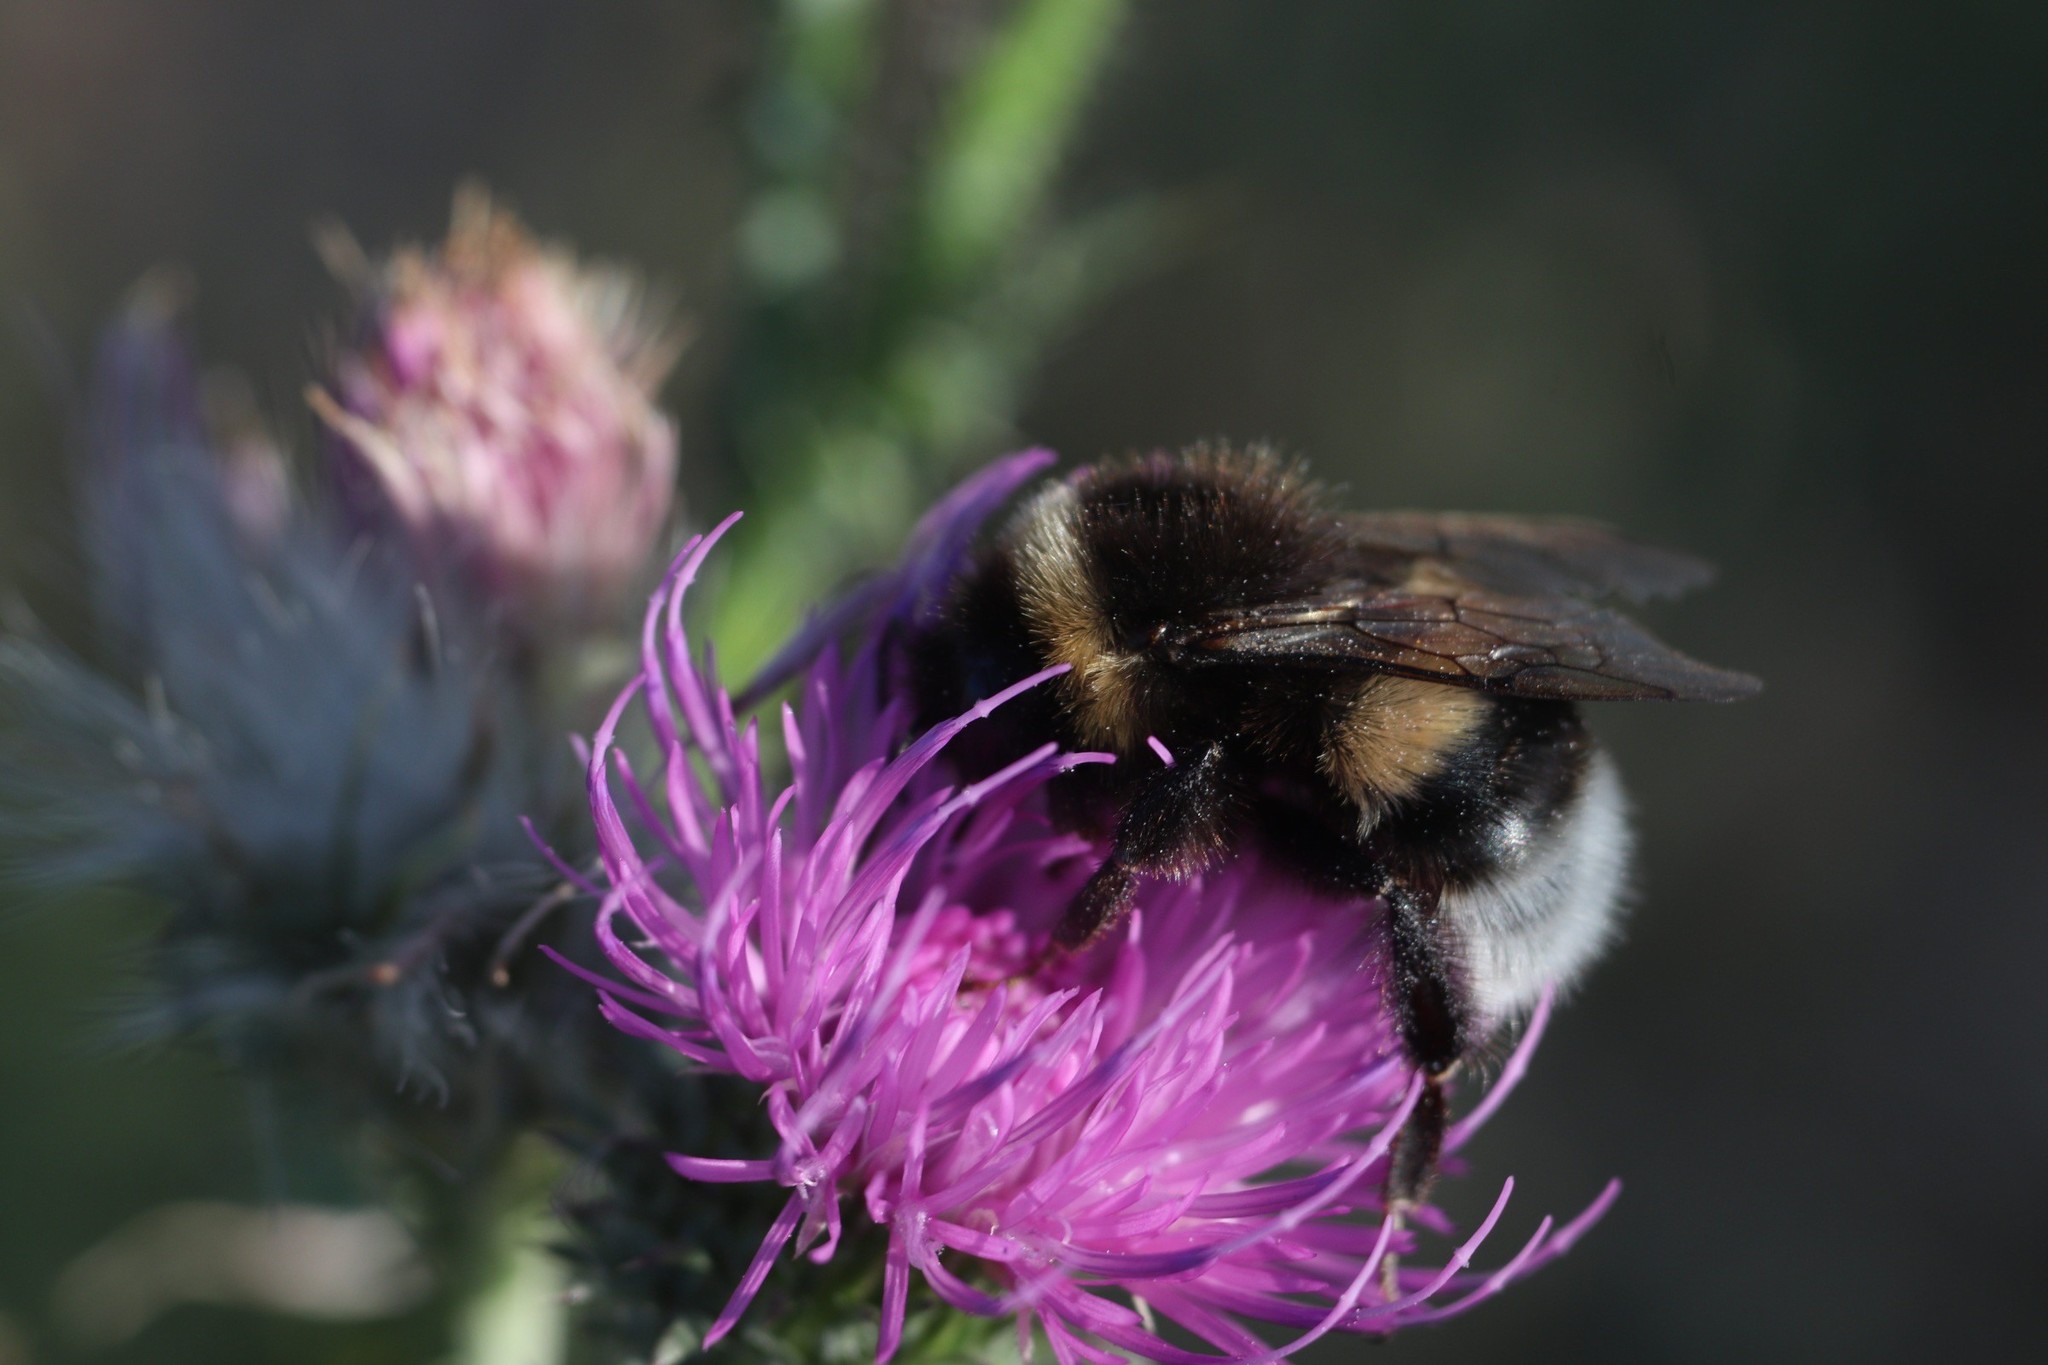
[3,291,574,1117]
[575,452,1616,1361]
[314,186,681,622]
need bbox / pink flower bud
[313,188,680,622]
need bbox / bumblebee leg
[1056,859,1141,950]
[1376,880,1472,1297]
[1386,1068,1452,1205]
[1380,1073,1451,1300]
[1244,814,1475,1277]
[1384,882,1470,1084]
[1245,816,1475,1092]
[1053,742,1239,950]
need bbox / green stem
[444,1143,569,1365]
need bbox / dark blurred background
[3,3,2044,1362]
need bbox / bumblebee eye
[1146,622,1193,666]
[1102,613,1145,652]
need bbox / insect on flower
[564,452,1619,1363]
[906,446,1757,1220]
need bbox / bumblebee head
[1003,446,1336,751]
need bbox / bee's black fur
[1058,450,1357,647]
[1369,700,1593,891]
[907,445,1720,1211]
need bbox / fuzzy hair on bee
[906,443,1758,1213]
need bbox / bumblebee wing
[1176,581,1761,702]
[1339,511,1716,601]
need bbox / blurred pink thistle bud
[560,453,1617,1362]
[312,186,681,622]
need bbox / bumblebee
[909,445,1759,1208]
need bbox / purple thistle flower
[570,452,1618,1363]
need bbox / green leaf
[919,0,1131,289]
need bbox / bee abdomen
[1440,750,1632,1024]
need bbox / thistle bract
[1,291,575,1119]
[576,452,1615,1362]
